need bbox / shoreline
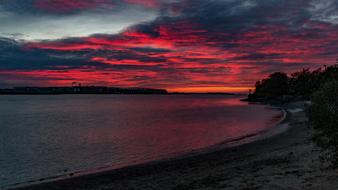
[5,101,286,190]
[11,101,338,190]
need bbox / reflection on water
[0,95,282,188]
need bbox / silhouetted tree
[253,72,289,99]
[289,68,321,99]
[250,64,338,102]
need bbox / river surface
[0,95,283,188]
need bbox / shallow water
[0,95,282,188]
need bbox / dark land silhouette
[0,86,168,95]
[247,64,338,103]
[247,63,338,167]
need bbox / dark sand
[12,102,338,190]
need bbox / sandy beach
[12,101,338,190]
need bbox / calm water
[0,95,283,188]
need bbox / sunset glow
[168,87,252,93]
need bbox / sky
[0,0,337,92]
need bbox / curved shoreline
[7,103,296,190]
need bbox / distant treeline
[0,86,168,95]
[248,63,338,167]
[248,64,338,102]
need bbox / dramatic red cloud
[25,21,210,52]
[21,20,338,92]
[25,42,103,51]
[91,57,162,66]
[0,69,159,87]
[4,0,338,92]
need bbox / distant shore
[0,86,168,95]
[11,101,338,190]
[0,86,236,95]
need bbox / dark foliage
[254,72,289,100]
[249,64,338,102]
[289,68,321,99]
[308,81,338,166]
[249,63,338,166]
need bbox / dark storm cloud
[0,37,102,70]
[0,0,159,40]
[158,0,311,30]
[0,36,173,74]
[1,0,122,14]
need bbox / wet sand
[12,102,338,190]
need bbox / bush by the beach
[253,72,289,100]
[308,80,338,166]
[249,64,338,102]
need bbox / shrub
[254,72,289,99]
[308,80,338,166]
